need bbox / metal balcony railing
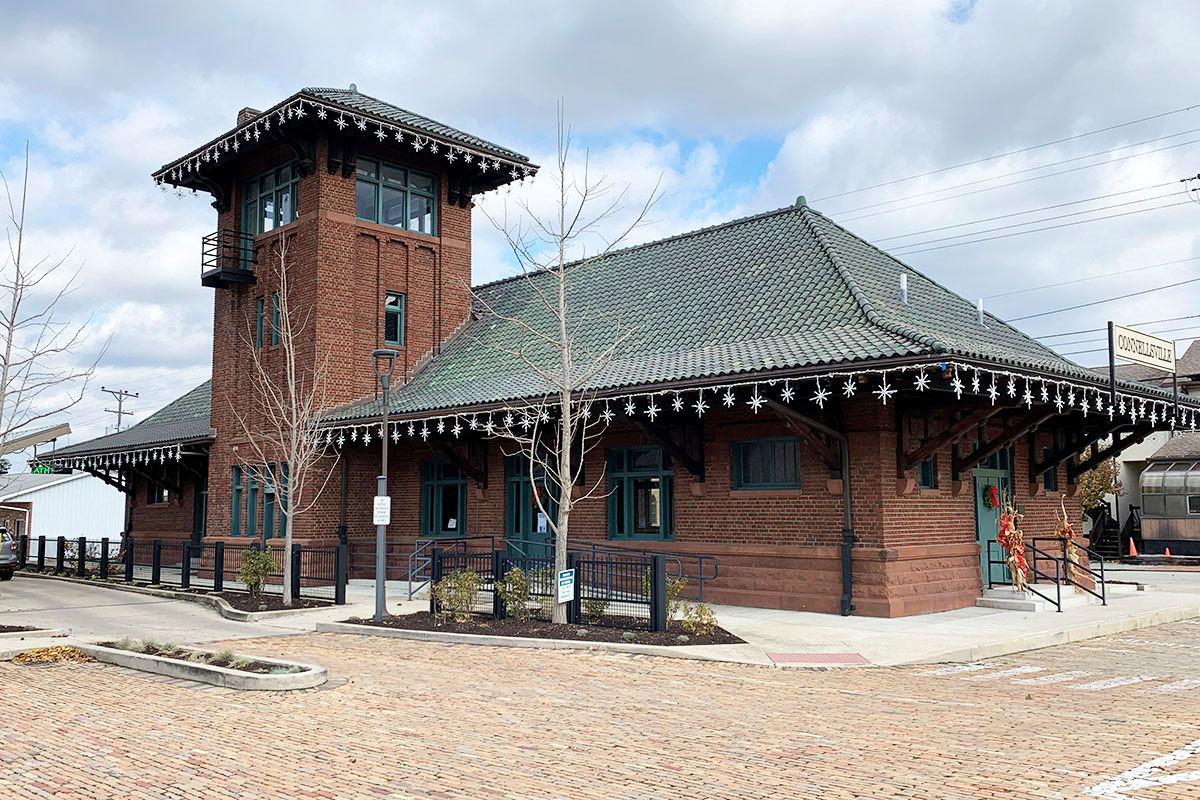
[200,229,257,288]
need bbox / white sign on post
[372,495,392,526]
[1111,323,1176,373]
[557,568,575,603]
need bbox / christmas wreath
[982,484,1000,509]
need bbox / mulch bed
[195,591,331,613]
[0,624,40,633]
[344,612,745,646]
[97,642,299,674]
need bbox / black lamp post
[372,348,398,622]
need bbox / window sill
[249,218,303,242]
[352,216,439,241]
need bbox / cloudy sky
[2,0,1200,455]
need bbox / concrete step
[977,586,1100,612]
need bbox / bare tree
[230,237,337,605]
[475,108,660,623]
[0,144,103,455]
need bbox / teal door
[973,447,1011,585]
[505,457,555,559]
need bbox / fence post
[492,549,505,619]
[17,534,26,569]
[151,540,162,584]
[213,541,225,592]
[124,537,134,581]
[55,536,66,574]
[567,552,581,625]
[335,543,347,605]
[290,543,302,601]
[650,554,667,633]
[429,546,443,615]
[180,543,191,589]
[100,538,109,579]
[36,536,45,572]
[76,536,87,577]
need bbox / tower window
[242,163,300,236]
[356,159,437,235]
[384,292,405,346]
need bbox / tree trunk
[282,509,294,607]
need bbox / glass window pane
[631,448,659,471]
[1164,466,1187,493]
[409,193,433,233]
[356,180,378,221]
[243,200,258,234]
[384,310,399,345]
[410,172,435,193]
[277,187,292,226]
[440,484,459,531]
[1143,495,1165,516]
[634,478,661,534]
[261,172,275,194]
[1186,466,1200,493]
[1190,496,1200,514]
[381,185,406,227]
[277,164,291,183]
[382,164,406,185]
[385,292,403,311]
[1166,494,1188,516]
[613,481,625,535]
[1142,463,1169,493]
[356,159,378,179]
[244,178,258,198]
[440,462,461,480]
[608,450,624,473]
[261,195,276,232]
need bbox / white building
[0,472,125,550]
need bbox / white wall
[16,475,125,545]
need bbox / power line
[831,128,1200,217]
[1010,275,1200,322]
[812,102,1200,202]
[1037,314,1200,340]
[1049,323,1200,350]
[100,387,139,432]
[874,182,1176,243]
[887,190,1183,252]
[990,257,1200,301]
[892,199,1192,256]
[838,136,1200,223]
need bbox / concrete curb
[0,627,63,639]
[915,602,1200,665]
[77,643,327,690]
[14,570,329,622]
[314,621,761,664]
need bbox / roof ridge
[798,206,948,354]
[471,204,801,293]
[801,205,1080,366]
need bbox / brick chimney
[236,107,261,125]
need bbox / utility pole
[101,387,139,431]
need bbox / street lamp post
[372,349,399,623]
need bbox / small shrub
[621,631,636,642]
[676,634,690,643]
[497,566,532,621]
[209,649,235,665]
[138,638,162,654]
[681,602,718,637]
[112,637,136,652]
[582,596,608,622]
[268,665,300,675]
[575,628,589,637]
[432,568,481,624]
[239,547,277,599]
[229,658,249,670]
[641,570,688,623]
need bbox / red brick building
[42,86,1200,616]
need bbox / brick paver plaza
[5,621,1200,798]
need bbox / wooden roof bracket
[898,405,1000,477]
[765,399,843,473]
[1067,427,1153,482]
[952,407,1055,476]
[82,467,132,496]
[634,418,704,481]
[428,440,487,487]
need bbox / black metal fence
[16,534,346,604]
[429,545,668,631]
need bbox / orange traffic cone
[1165,547,1172,558]
[1129,538,1139,558]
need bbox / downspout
[337,458,348,544]
[839,438,856,616]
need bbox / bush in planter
[432,568,481,624]
[238,547,276,599]
[497,566,533,621]
[582,596,608,622]
[641,571,688,624]
[681,602,717,637]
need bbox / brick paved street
[4,622,1200,799]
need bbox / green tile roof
[328,203,1183,423]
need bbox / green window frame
[246,467,258,539]
[260,464,275,543]
[271,293,281,346]
[147,480,169,505]
[504,455,557,540]
[255,297,264,349]
[732,438,801,490]
[916,436,937,490]
[607,446,673,540]
[241,162,300,236]
[421,459,467,536]
[231,467,242,536]
[1042,447,1057,492]
[355,158,437,235]
[384,291,405,346]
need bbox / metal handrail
[1030,537,1107,606]
[201,229,256,275]
[405,536,496,599]
[987,540,1062,612]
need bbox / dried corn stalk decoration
[1055,497,1084,593]
[996,492,1030,593]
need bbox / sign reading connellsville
[1110,323,1176,373]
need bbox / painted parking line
[1084,737,1200,799]
[961,666,1045,681]
[1070,676,1158,691]
[1147,679,1200,694]
[1110,637,1200,651]
[918,663,994,676]
[1015,670,1096,685]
